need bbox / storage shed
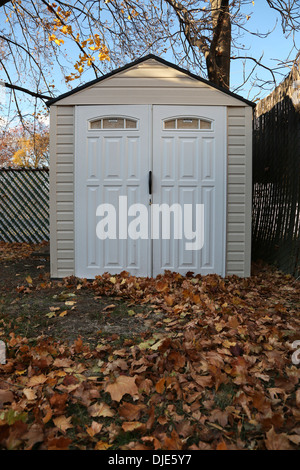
[47,54,254,279]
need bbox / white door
[75,105,226,278]
[75,105,151,278]
[152,106,226,276]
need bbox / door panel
[152,106,226,276]
[75,105,150,278]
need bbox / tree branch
[1,82,52,100]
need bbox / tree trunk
[206,0,231,89]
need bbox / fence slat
[0,168,49,243]
[253,82,300,278]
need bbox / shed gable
[52,58,250,107]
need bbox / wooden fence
[253,66,300,277]
[0,168,49,243]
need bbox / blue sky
[1,0,300,124]
[49,2,300,104]
[229,1,300,99]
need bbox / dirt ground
[0,245,162,345]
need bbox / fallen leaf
[216,441,228,450]
[119,402,143,420]
[106,376,138,402]
[265,427,293,450]
[88,402,115,418]
[121,421,145,432]
[53,415,73,433]
[27,374,47,387]
[23,423,44,450]
[47,436,72,450]
[95,441,112,450]
[23,389,37,401]
[155,378,165,394]
[59,310,68,317]
[86,421,103,437]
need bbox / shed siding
[50,105,75,278]
[226,107,252,277]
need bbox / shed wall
[226,106,252,276]
[50,105,75,278]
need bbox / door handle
[148,171,152,195]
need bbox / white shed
[47,54,254,279]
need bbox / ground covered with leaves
[0,242,299,450]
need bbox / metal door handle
[148,171,152,195]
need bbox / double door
[75,105,226,278]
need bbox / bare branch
[2,82,52,100]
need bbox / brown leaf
[164,295,175,306]
[176,421,195,438]
[296,390,300,408]
[47,436,72,450]
[162,430,182,450]
[105,375,138,402]
[216,441,228,450]
[32,355,53,370]
[119,402,143,420]
[155,377,165,394]
[121,421,145,432]
[193,375,213,389]
[74,337,83,353]
[95,441,112,450]
[23,423,44,450]
[86,421,103,438]
[167,351,186,370]
[27,374,47,387]
[23,388,37,401]
[142,436,162,450]
[53,415,73,433]
[88,402,115,418]
[5,421,28,450]
[287,435,300,445]
[209,409,229,428]
[265,427,293,450]
[50,393,68,415]
[230,344,244,357]
[53,358,73,368]
[146,406,155,431]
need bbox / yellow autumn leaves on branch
[47,2,114,82]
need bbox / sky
[48,1,300,104]
[1,0,300,126]
[229,1,300,100]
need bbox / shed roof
[46,54,255,108]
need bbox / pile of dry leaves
[0,247,299,450]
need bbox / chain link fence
[0,168,49,243]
